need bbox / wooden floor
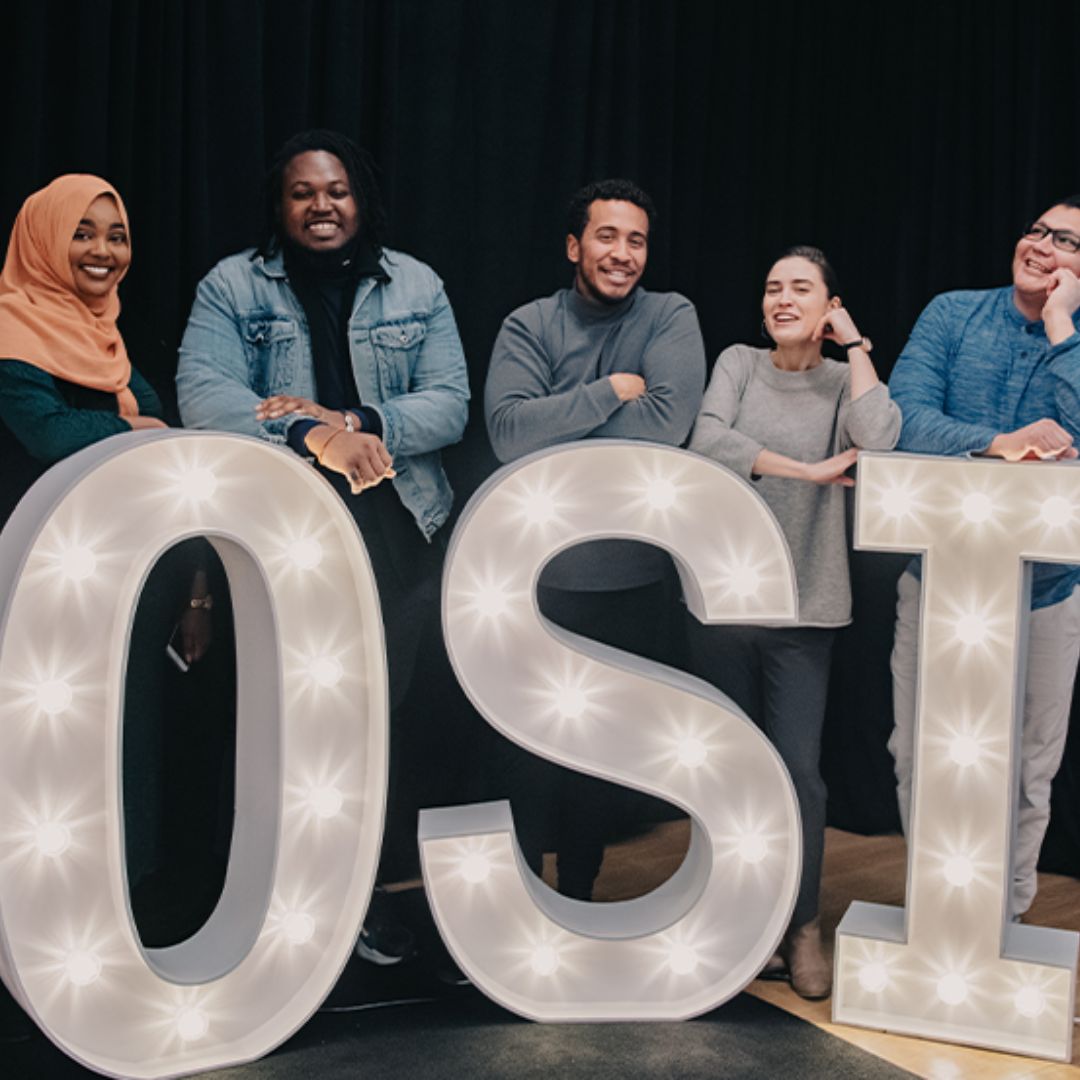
[587,821,1080,1079]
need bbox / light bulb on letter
[459,853,492,884]
[530,945,559,976]
[35,679,72,716]
[64,951,101,987]
[60,546,96,581]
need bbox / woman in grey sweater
[687,246,900,999]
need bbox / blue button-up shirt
[889,286,1080,608]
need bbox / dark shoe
[758,949,787,980]
[784,917,831,1000]
[354,888,415,966]
[435,959,471,987]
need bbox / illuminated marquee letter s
[423,442,802,1020]
[0,432,387,1078]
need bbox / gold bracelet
[315,426,346,464]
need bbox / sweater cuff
[353,406,383,438]
[586,376,624,419]
[1048,330,1080,360]
[286,418,320,455]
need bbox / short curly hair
[566,179,656,240]
[259,129,389,258]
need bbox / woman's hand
[308,427,395,493]
[256,395,345,427]
[751,446,859,485]
[802,447,859,486]
[812,305,861,347]
[813,304,881,400]
[126,415,168,430]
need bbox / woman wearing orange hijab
[0,173,167,474]
[0,176,220,908]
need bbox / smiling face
[1012,204,1080,315]
[762,256,835,344]
[280,150,360,252]
[566,199,648,305]
[68,194,130,312]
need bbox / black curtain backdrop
[3,0,1080,867]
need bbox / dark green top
[0,358,164,523]
[0,358,163,465]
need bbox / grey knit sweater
[688,344,901,625]
[485,286,705,590]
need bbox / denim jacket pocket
[370,320,426,397]
[241,315,299,396]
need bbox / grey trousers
[889,571,1080,914]
[686,621,835,928]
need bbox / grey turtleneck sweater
[689,344,901,626]
[485,285,706,590]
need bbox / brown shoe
[784,917,831,1000]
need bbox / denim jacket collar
[251,246,394,285]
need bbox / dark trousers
[685,620,835,927]
[497,577,679,899]
[328,475,478,885]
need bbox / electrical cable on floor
[319,996,437,1014]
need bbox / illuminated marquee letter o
[0,431,387,1078]
[423,441,802,1020]
[835,452,1080,1061]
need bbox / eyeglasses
[1021,221,1080,254]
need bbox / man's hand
[309,428,395,493]
[1042,268,1080,345]
[802,447,859,486]
[609,373,646,402]
[988,418,1078,461]
[256,395,345,427]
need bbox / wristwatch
[841,337,872,354]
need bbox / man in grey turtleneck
[483,178,705,899]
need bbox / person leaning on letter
[176,129,470,967]
[887,195,1080,919]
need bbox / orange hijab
[0,174,137,415]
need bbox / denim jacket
[177,246,470,538]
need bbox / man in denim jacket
[177,132,468,539]
[177,129,470,964]
[888,195,1080,917]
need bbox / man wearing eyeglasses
[887,195,1080,918]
